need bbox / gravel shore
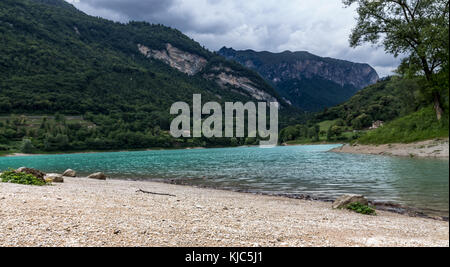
[0,177,448,247]
[331,138,449,158]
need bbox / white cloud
[66,0,401,77]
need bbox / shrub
[0,170,47,186]
[20,139,36,153]
[352,113,372,130]
[346,202,376,215]
[0,144,10,151]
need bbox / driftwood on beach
[137,189,176,197]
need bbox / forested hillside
[316,77,419,129]
[279,76,449,145]
[0,0,303,154]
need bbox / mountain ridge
[218,47,379,111]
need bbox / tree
[20,139,35,153]
[352,113,372,130]
[344,0,449,120]
[309,125,320,142]
[54,113,66,124]
[327,125,343,141]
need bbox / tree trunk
[422,63,443,121]
[433,91,444,121]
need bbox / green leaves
[20,139,36,153]
[0,170,47,186]
[344,0,449,80]
[279,124,321,143]
[346,202,376,215]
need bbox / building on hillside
[370,120,384,130]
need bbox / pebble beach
[0,177,448,247]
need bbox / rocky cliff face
[259,59,379,89]
[203,66,278,103]
[138,43,207,76]
[218,47,379,111]
[138,43,282,104]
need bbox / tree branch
[137,189,176,197]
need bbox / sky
[65,0,402,77]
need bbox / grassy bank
[358,106,449,145]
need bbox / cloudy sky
[66,0,401,77]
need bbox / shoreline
[0,147,210,158]
[162,179,449,221]
[2,143,447,220]
[1,145,281,158]
[4,138,449,159]
[331,138,449,159]
[1,177,448,247]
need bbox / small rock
[88,172,107,180]
[332,194,368,209]
[62,169,77,177]
[114,229,121,235]
[44,173,64,183]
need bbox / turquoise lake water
[0,145,448,216]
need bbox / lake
[1,145,448,216]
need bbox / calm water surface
[1,145,448,216]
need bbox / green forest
[0,0,304,154]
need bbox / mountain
[0,0,286,115]
[0,0,302,152]
[218,47,379,112]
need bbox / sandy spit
[331,138,449,158]
[0,177,448,247]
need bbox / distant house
[370,121,384,130]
